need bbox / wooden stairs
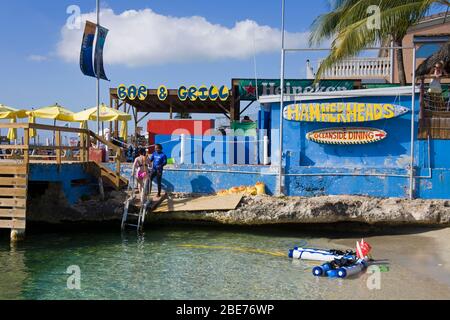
[0,164,28,236]
[86,162,128,190]
[98,163,128,189]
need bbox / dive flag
[356,239,372,259]
[94,25,109,81]
[80,21,97,78]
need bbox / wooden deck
[153,194,243,213]
[0,123,128,241]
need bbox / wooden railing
[0,123,124,187]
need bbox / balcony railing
[318,57,391,79]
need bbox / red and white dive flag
[356,239,372,259]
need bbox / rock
[150,194,450,226]
[27,189,450,227]
[27,185,126,224]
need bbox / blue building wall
[107,92,450,200]
[266,93,450,199]
[29,163,98,204]
[117,163,278,195]
[275,95,417,169]
[155,134,261,165]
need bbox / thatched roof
[416,41,450,77]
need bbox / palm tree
[310,0,450,85]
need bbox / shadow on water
[1,220,447,245]
[144,220,448,239]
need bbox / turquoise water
[1,226,449,300]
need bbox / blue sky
[0,1,331,115]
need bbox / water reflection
[0,242,28,300]
[0,226,448,300]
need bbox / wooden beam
[0,177,27,186]
[28,146,81,151]
[88,130,121,154]
[55,130,62,165]
[80,130,85,162]
[137,112,151,124]
[132,107,138,138]
[216,102,231,116]
[114,99,120,139]
[0,219,25,229]
[230,84,241,122]
[23,128,30,166]
[0,145,28,150]
[0,166,27,174]
[0,188,27,197]
[0,198,26,207]
[0,123,29,129]
[221,112,231,120]
[0,209,26,218]
[30,123,89,135]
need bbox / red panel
[89,148,106,163]
[147,120,215,136]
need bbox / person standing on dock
[147,144,167,198]
[132,148,148,204]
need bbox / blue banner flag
[79,21,97,78]
[94,25,109,81]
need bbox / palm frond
[309,0,360,46]
[313,0,447,82]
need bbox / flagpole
[278,0,285,196]
[96,0,101,140]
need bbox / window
[416,43,442,59]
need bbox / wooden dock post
[10,228,25,242]
[55,130,62,166]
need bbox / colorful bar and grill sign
[306,127,387,144]
[283,103,409,123]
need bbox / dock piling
[10,228,25,242]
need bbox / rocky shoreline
[150,194,450,226]
[27,187,450,226]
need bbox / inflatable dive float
[288,239,373,279]
[312,257,369,278]
[288,247,356,262]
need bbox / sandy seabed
[316,227,450,299]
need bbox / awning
[110,88,233,115]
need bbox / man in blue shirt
[147,144,168,197]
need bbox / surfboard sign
[283,102,409,123]
[306,127,387,144]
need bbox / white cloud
[28,54,49,62]
[57,8,309,67]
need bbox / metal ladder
[121,177,152,232]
